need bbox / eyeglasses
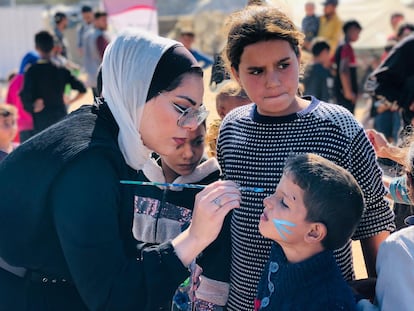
[159,92,209,128]
[172,103,209,127]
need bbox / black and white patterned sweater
[217,96,395,311]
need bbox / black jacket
[0,102,189,311]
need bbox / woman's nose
[181,119,199,131]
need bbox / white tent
[270,0,414,49]
[2,0,414,82]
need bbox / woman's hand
[172,181,240,267]
[366,128,407,166]
[366,129,390,158]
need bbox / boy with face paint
[255,153,364,311]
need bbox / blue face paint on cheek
[272,218,296,241]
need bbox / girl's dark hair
[223,5,304,72]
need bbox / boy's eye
[280,199,289,209]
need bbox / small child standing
[5,51,39,142]
[333,20,362,114]
[133,122,230,310]
[301,2,320,51]
[206,81,250,158]
[0,103,19,162]
[302,39,333,102]
[255,153,363,310]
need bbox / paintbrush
[119,180,264,193]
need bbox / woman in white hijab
[0,29,240,310]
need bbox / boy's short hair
[54,12,66,25]
[94,11,107,19]
[310,38,330,56]
[81,5,92,13]
[283,153,364,250]
[35,31,54,53]
[343,19,362,33]
[0,103,18,118]
[216,80,249,101]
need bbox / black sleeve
[196,212,232,282]
[64,68,87,93]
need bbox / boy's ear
[304,222,327,244]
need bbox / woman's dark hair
[146,45,203,101]
[162,67,203,93]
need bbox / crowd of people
[0,1,414,310]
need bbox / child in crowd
[206,80,250,158]
[255,153,363,310]
[0,103,19,162]
[5,51,39,142]
[333,19,362,114]
[301,2,320,51]
[133,121,230,310]
[359,129,414,311]
[302,38,333,102]
[218,4,394,310]
[20,30,86,136]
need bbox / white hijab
[101,28,179,170]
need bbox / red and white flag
[102,0,158,35]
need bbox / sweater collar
[141,157,220,191]
[268,243,337,293]
[250,96,319,124]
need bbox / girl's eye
[278,63,289,70]
[249,69,262,75]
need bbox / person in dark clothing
[301,1,319,51]
[20,30,86,136]
[333,20,362,114]
[302,39,333,102]
[53,11,69,58]
[255,153,364,311]
[0,28,240,311]
[366,33,414,127]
